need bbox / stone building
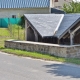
[24,14,80,45]
[50,0,73,9]
[0,0,72,18]
[0,0,50,18]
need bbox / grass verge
[0,47,80,65]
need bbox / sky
[73,0,80,2]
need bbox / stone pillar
[70,33,75,45]
[70,33,73,45]
[69,30,74,45]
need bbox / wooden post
[70,33,73,45]
[25,19,27,41]
[34,30,38,42]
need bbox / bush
[63,1,80,13]
[20,16,25,28]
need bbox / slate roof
[51,8,66,14]
[0,0,49,8]
[24,14,64,37]
[24,14,80,39]
[55,14,80,39]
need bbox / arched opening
[60,32,70,45]
[74,29,80,44]
[27,27,35,41]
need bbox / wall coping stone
[6,40,80,48]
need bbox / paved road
[0,51,80,80]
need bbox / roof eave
[58,18,80,39]
[24,15,43,38]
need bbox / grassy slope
[0,28,80,65]
[0,28,10,36]
[0,27,24,48]
[0,28,11,47]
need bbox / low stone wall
[5,40,80,58]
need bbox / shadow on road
[43,63,80,78]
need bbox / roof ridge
[58,16,80,39]
[54,14,64,34]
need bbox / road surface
[0,51,80,80]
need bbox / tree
[63,1,80,13]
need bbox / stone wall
[5,40,80,58]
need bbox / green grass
[0,28,10,36]
[0,28,11,47]
[0,48,80,65]
[0,26,25,48]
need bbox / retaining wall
[5,40,80,58]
